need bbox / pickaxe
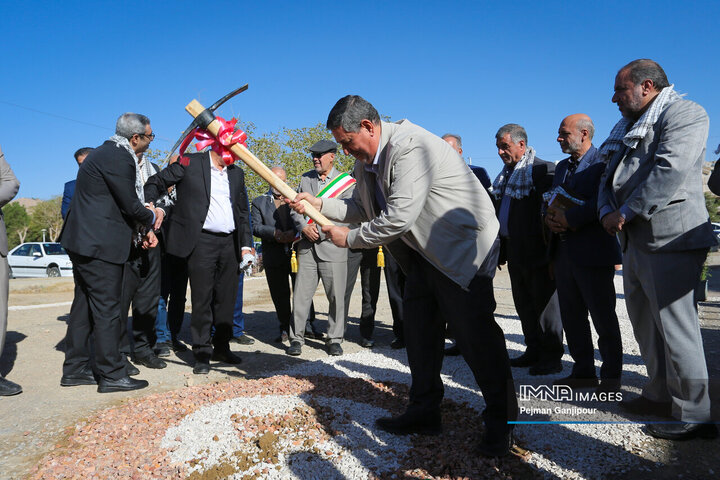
[163,84,249,165]
[184,97,332,227]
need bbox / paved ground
[0,258,718,479]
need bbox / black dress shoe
[509,351,539,367]
[125,358,140,377]
[211,349,242,364]
[529,360,563,376]
[478,430,513,457]
[376,410,442,436]
[360,338,375,348]
[133,354,167,369]
[230,335,255,345]
[390,338,405,349]
[154,342,172,358]
[171,339,189,352]
[0,376,22,396]
[328,343,343,356]
[646,422,718,440]
[444,344,461,356]
[619,396,672,417]
[61,368,97,386]
[193,362,210,375]
[287,341,302,356]
[552,375,599,389]
[97,376,148,393]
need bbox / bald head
[557,114,594,160]
[270,166,286,196]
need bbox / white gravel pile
[164,272,661,479]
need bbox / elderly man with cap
[287,139,356,356]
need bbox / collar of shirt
[363,143,382,175]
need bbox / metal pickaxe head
[164,84,248,163]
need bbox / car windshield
[43,243,67,255]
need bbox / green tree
[28,196,62,242]
[239,121,355,202]
[2,202,30,248]
[705,192,720,223]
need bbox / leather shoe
[619,396,672,418]
[376,410,442,435]
[390,338,405,349]
[61,368,97,386]
[529,360,563,376]
[230,335,255,345]
[646,422,718,440]
[305,325,324,340]
[193,362,210,375]
[287,341,302,356]
[125,358,140,376]
[552,375,599,389]
[444,344,461,356]
[509,351,539,367]
[328,343,343,356]
[133,353,167,369]
[154,342,172,358]
[97,376,148,393]
[478,430,513,457]
[360,338,375,348]
[211,349,242,364]
[0,376,22,396]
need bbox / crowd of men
[0,58,717,456]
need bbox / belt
[201,229,233,237]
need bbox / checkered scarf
[491,146,536,199]
[598,85,683,161]
[110,134,144,204]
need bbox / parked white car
[8,242,73,278]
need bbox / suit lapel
[202,153,212,202]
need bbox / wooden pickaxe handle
[185,99,333,227]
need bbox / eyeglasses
[137,132,155,140]
[311,151,327,159]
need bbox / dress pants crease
[63,252,126,381]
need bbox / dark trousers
[265,262,315,334]
[555,245,622,380]
[346,248,381,339]
[119,246,161,358]
[507,260,564,362]
[403,240,517,435]
[384,252,405,341]
[156,253,188,344]
[63,252,126,381]
[186,231,238,362]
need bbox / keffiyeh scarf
[491,146,536,199]
[598,85,683,161]
[110,134,144,204]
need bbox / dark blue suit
[549,145,622,381]
[61,180,75,220]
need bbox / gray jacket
[0,145,19,256]
[598,99,716,252]
[322,120,499,288]
[293,166,355,262]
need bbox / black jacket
[60,140,153,264]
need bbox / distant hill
[9,197,42,211]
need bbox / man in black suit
[144,147,253,375]
[60,113,159,393]
[545,114,623,393]
[251,166,300,341]
[492,124,564,376]
[61,147,92,220]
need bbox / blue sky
[1,0,718,199]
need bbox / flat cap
[308,139,338,154]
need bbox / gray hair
[576,117,595,140]
[441,133,462,148]
[620,59,670,92]
[115,113,150,139]
[495,124,527,144]
[326,95,380,132]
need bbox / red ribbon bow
[178,116,247,166]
